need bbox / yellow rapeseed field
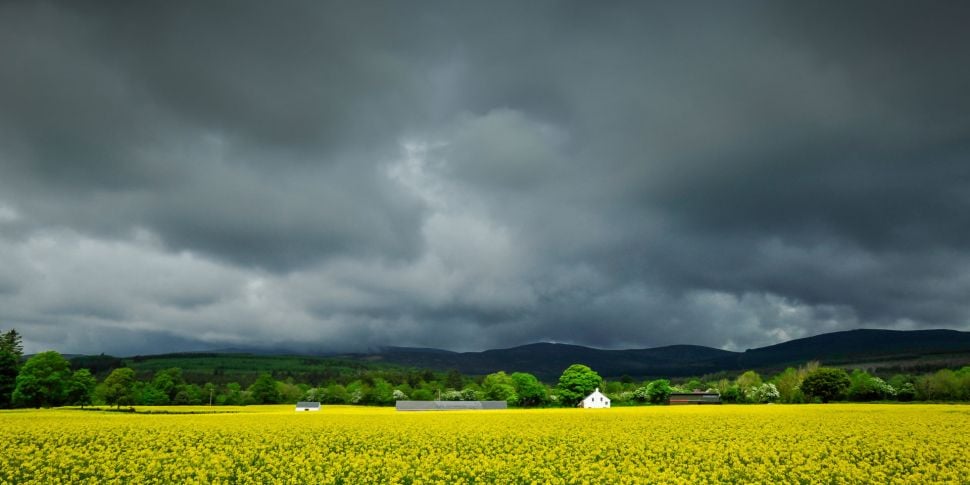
[2,404,968,484]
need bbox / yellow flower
[1,404,968,483]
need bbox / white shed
[295,401,321,412]
[580,388,611,408]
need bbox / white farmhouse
[295,401,321,412]
[580,388,611,408]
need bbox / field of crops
[2,404,968,484]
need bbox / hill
[340,329,970,380]
[67,328,970,383]
[343,343,737,381]
[69,352,418,387]
[729,328,970,374]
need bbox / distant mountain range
[334,329,970,380]
[70,328,970,382]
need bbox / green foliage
[916,368,970,401]
[118,352,408,388]
[174,384,203,405]
[556,364,602,407]
[772,367,803,403]
[248,373,281,404]
[801,367,850,403]
[444,369,464,390]
[7,346,970,409]
[510,372,547,407]
[734,370,763,401]
[221,382,245,405]
[1,329,24,358]
[66,369,97,407]
[368,378,394,405]
[0,349,18,408]
[12,351,72,408]
[440,389,464,401]
[748,383,780,403]
[894,382,916,402]
[411,388,434,401]
[0,328,23,408]
[152,368,187,402]
[483,371,518,405]
[137,383,170,405]
[345,380,367,404]
[681,379,704,392]
[461,387,481,401]
[720,385,742,403]
[847,370,895,401]
[68,354,124,376]
[645,379,673,404]
[101,368,137,408]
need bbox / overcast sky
[2,1,969,356]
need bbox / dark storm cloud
[1,1,968,355]
[0,0,433,270]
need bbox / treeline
[4,328,970,409]
[603,362,970,404]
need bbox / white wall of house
[581,388,610,408]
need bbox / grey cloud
[1,1,969,355]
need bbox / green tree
[847,370,894,401]
[0,349,18,408]
[957,366,970,401]
[410,388,434,401]
[248,373,281,404]
[749,383,780,403]
[632,386,650,403]
[720,385,743,403]
[510,372,547,407]
[276,379,305,404]
[66,369,97,407]
[222,382,244,405]
[137,383,170,405]
[772,367,804,403]
[12,351,72,408]
[323,383,348,404]
[0,329,24,357]
[176,384,204,405]
[888,374,917,401]
[921,369,961,401]
[345,380,369,404]
[460,385,482,401]
[895,382,917,402]
[483,371,518,405]
[101,368,136,408]
[801,367,850,403]
[444,369,464,390]
[556,364,602,407]
[645,379,673,404]
[368,378,394,405]
[0,328,23,408]
[682,379,704,392]
[152,368,186,402]
[735,370,762,402]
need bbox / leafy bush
[645,379,672,404]
[801,368,850,403]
